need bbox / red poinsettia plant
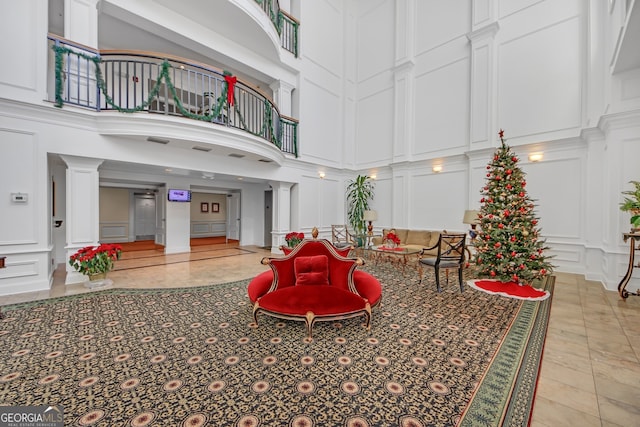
[69,244,122,276]
[285,232,305,248]
[384,232,401,245]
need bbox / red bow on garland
[224,74,237,106]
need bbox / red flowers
[69,244,122,276]
[285,232,305,247]
[384,232,401,245]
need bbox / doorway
[134,193,156,240]
[227,193,240,241]
[264,190,272,248]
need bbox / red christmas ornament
[512,156,518,162]
[506,184,512,190]
[540,269,546,275]
[496,253,503,259]
[522,181,527,187]
[490,271,496,277]
[480,197,485,203]
[512,274,519,282]
[498,223,504,229]
[511,251,517,257]
[532,220,538,225]
[503,210,510,216]
[519,192,525,197]
[506,169,512,175]
[510,236,516,242]
[494,242,501,248]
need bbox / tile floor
[2,243,639,426]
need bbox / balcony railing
[48,35,298,157]
[255,0,299,57]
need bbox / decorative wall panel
[413,58,470,155]
[498,17,582,138]
[356,87,394,165]
[0,129,37,244]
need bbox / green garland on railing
[52,44,284,148]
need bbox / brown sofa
[372,228,442,256]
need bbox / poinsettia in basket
[69,243,122,280]
[285,232,305,248]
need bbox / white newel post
[60,155,103,284]
[269,182,294,252]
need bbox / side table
[618,232,640,299]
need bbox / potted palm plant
[346,175,375,247]
[620,180,640,232]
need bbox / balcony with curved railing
[47,34,298,157]
[255,0,299,56]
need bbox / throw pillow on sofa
[294,255,330,286]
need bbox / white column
[164,181,191,254]
[60,155,103,284]
[269,181,294,251]
[269,80,295,117]
[64,0,99,48]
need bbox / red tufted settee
[248,239,382,338]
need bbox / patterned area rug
[0,263,553,426]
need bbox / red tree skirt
[467,279,550,301]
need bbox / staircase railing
[48,34,298,157]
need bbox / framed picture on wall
[200,202,209,213]
[212,202,220,213]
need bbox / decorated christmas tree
[474,130,553,285]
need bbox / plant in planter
[620,180,640,232]
[346,175,375,246]
[69,243,122,280]
[285,232,305,248]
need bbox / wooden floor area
[117,237,239,253]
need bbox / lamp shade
[462,210,480,225]
[363,210,378,221]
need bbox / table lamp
[363,210,378,236]
[462,210,480,239]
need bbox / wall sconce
[432,165,443,173]
[319,171,325,179]
[528,153,543,162]
[370,173,377,180]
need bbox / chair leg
[434,267,441,293]
[458,268,464,292]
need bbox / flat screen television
[167,189,191,202]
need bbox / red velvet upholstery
[258,286,366,316]
[294,255,330,286]
[248,239,382,337]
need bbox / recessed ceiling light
[228,153,245,158]
[192,146,212,152]
[258,159,272,163]
[237,177,244,180]
[147,137,170,144]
